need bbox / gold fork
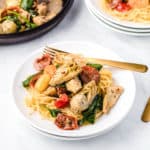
[43,46,148,73]
[141,97,150,122]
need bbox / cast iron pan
[0,0,74,44]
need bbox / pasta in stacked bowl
[85,0,150,36]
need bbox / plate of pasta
[12,41,136,140]
[85,0,150,29]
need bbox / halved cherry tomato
[110,0,122,9]
[80,66,100,84]
[29,74,41,88]
[115,2,131,12]
[55,113,78,130]
[55,94,69,108]
[34,54,52,71]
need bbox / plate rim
[87,4,150,33]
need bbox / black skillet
[0,0,74,44]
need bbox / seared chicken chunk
[37,2,48,16]
[47,0,63,14]
[103,85,123,114]
[70,93,88,114]
[1,20,17,33]
[66,77,82,94]
[70,80,98,114]
[128,0,149,8]
[19,9,30,23]
[49,62,82,86]
[33,16,47,26]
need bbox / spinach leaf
[21,0,34,10]
[22,75,34,87]
[28,9,38,16]
[22,72,41,87]
[86,113,95,124]
[87,63,103,71]
[9,11,37,30]
[78,95,103,125]
[3,11,37,31]
[48,109,61,117]
[26,22,37,29]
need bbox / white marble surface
[0,0,150,150]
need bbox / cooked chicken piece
[66,77,82,94]
[19,9,30,23]
[53,53,86,67]
[33,16,47,26]
[46,12,57,20]
[47,0,63,15]
[70,80,98,114]
[37,2,48,16]
[49,63,82,86]
[103,85,123,114]
[128,0,149,8]
[70,93,88,114]
[1,20,17,33]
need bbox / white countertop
[0,0,150,150]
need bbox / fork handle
[87,58,148,73]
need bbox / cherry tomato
[55,94,69,108]
[34,54,52,71]
[29,74,41,88]
[110,0,122,8]
[55,113,79,130]
[80,66,100,84]
[115,2,131,12]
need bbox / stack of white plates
[12,42,136,140]
[85,0,150,36]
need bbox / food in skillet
[101,0,150,23]
[22,52,123,130]
[0,0,63,34]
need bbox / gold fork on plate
[43,46,148,73]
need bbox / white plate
[87,5,150,36]
[12,41,136,140]
[85,0,150,29]
[87,2,150,33]
[31,124,105,140]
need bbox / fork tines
[44,46,68,58]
